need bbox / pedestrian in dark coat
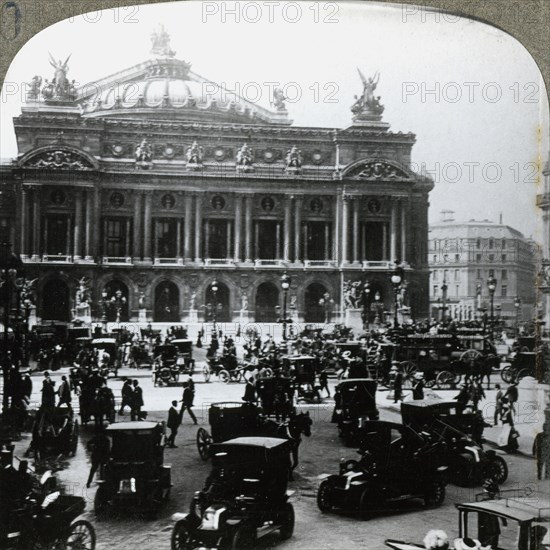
[393,369,403,403]
[242,377,256,404]
[119,379,133,415]
[86,429,110,487]
[412,373,425,400]
[167,400,181,448]
[131,380,144,421]
[21,373,33,400]
[319,370,330,397]
[57,375,72,408]
[533,424,549,480]
[180,382,197,424]
[505,383,518,407]
[41,372,56,408]
[494,383,504,425]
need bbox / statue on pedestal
[271,87,287,111]
[135,138,153,169]
[241,293,248,312]
[236,143,254,172]
[138,291,146,309]
[285,146,303,173]
[186,141,203,170]
[189,291,197,310]
[351,68,384,117]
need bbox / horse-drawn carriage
[401,399,508,486]
[501,351,538,383]
[256,375,295,419]
[333,342,368,379]
[171,437,295,550]
[94,421,171,519]
[172,339,195,374]
[284,355,321,402]
[152,344,181,386]
[91,338,120,377]
[332,379,379,446]
[27,406,79,459]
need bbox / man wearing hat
[41,372,56,408]
[412,372,425,400]
[392,364,403,403]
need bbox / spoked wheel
[358,489,373,519]
[264,368,274,378]
[230,370,242,383]
[171,519,193,550]
[516,368,530,382]
[501,365,515,384]
[231,524,257,550]
[219,369,230,384]
[461,350,482,363]
[400,361,417,388]
[489,455,508,484]
[435,370,460,389]
[317,478,336,512]
[203,365,211,383]
[196,427,212,460]
[424,480,446,508]
[64,520,96,550]
[279,502,295,540]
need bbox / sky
[0,0,548,241]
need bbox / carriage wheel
[279,503,295,540]
[219,369,230,384]
[501,365,515,384]
[196,428,212,461]
[400,361,417,388]
[317,478,336,512]
[435,370,459,389]
[264,368,274,378]
[231,524,257,550]
[203,365,211,383]
[424,480,446,508]
[64,520,96,550]
[489,455,508,484]
[516,368,530,382]
[460,350,482,363]
[171,520,193,550]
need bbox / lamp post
[514,297,521,337]
[390,263,404,329]
[100,289,108,332]
[0,241,23,416]
[373,291,381,326]
[210,279,219,333]
[363,281,371,330]
[280,272,290,340]
[487,276,497,339]
[441,279,448,323]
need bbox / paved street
[9,354,548,550]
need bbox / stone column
[31,188,41,260]
[254,221,259,259]
[352,197,360,263]
[125,218,131,257]
[294,196,302,262]
[204,220,210,259]
[153,220,158,259]
[234,194,242,262]
[401,200,407,263]
[303,222,308,261]
[143,191,152,262]
[333,195,340,262]
[283,197,291,262]
[132,192,142,260]
[194,194,202,262]
[176,219,182,260]
[244,195,252,262]
[382,222,388,261]
[92,187,101,259]
[390,200,397,262]
[65,216,71,256]
[342,195,350,264]
[20,188,28,258]
[324,222,330,260]
[84,189,93,260]
[276,222,281,259]
[73,190,83,260]
[226,220,232,259]
[184,193,193,261]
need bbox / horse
[259,411,312,479]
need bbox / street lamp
[363,281,371,330]
[100,289,108,332]
[0,241,23,416]
[487,276,497,338]
[373,291,382,326]
[440,280,448,323]
[514,297,521,337]
[210,279,219,332]
[390,263,404,329]
[280,272,291,340]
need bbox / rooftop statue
[351,68,384,116]
[40,53,77,102]
[150,24,175,58]
[271,87,287,111]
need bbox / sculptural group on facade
[285,146,303,171]
[34,54,78,102]
[271,87,287,111]
[186,141,203,169]
[236,143,254,172]
[351,68,384,116]
[75,277,91,306]
[343,280,364,309]
[150,24,176,58]
[135,138,153,168]
[357,161,402,180]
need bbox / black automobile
[401,400,508,486]
[317,420,447,517]
[152,344,180,386]
[171,437,295,550]
[332,378,379,446]
[172,339,195,374]
[94,422,171,518]
[284,355,321,402]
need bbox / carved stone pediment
[343,160,412,182]
[19,146,97,171]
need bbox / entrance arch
[104,280,129,322]
[205,281,230,322]
[42,279,71,321]
[255,282,280,322]
[154,281,180,322]
[304,282,328,323]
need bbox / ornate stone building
[537,152,550,328]
[0,29,433,324]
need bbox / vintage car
[501,351,538,383]
[28,405,79,460]
[196,402,262,460]
[401,400,508,486]
[91,338,119,377]
[94,422,171,518]
[152,344,181,386]
[386,489,550,550]
[334,342,368,378]
[332,379,379,446]
[283,355,321,402]
[318,420,447,518]
[171,437,295,550]
[1,467,96,550]
[172,339,195,374]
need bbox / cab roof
[106,421,160,432]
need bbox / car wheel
[359,489,372,519]
[171,520,193,550]
[400,361,417,388]
[489,455,508,484]
[219,370,230,384]
[435,370,458,389]
[196,428,212,461]
[424,480,446,507]
[65,519,96,550]
[231,525,256,550]
[317,478,335,512]
[279,502,295,540]
[501,365,514,384]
